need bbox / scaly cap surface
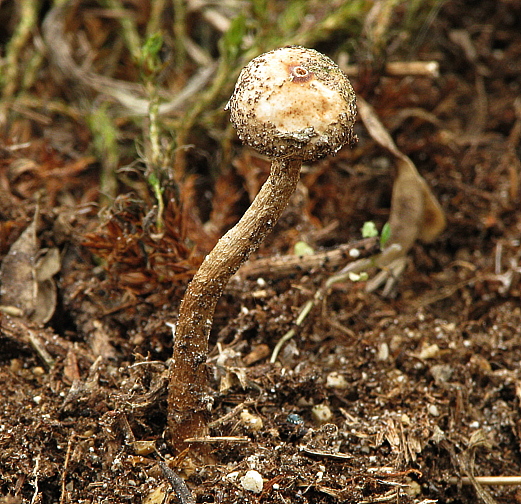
[227,46,357,161]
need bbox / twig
[182,436,250,443]
[59,432,76,504]
[449,476,521,486]
[270,300,314,363]
[301,447,353,460]
[146,0,167,35]
[159,462,195,504]
[172,0,188,69]
[129,360,167,369]
[343,60,439,78]
[238,237,378,280]
[208,400,255,429]
[30,454,41,504]
[28,329,55,369]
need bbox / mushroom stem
[167,157,302,450]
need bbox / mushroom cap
[226,46,357,161]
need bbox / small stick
[270,300,314,363]
[301,447,353,460]
[28,329,55,369]
[30,454,41,504]
[343,60,439,78]
[449,476,521,486]
[238,237,378,280]
[159,462,195,504]
[182,436,250,443]
[2,0,39,98]
[208,400,255,429]
[59,431,76,504]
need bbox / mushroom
[167,46,357,451]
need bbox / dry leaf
[357,96,446,247]
[0,209,60,323]
[352,97,446,295]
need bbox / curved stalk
[167,157,301,451]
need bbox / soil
[1,1,521,503]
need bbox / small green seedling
[380,222,391,248]
[362,221,379,238]
[361,220,391,249]
[294,241,315,257]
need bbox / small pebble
[377,342,389,361]
[400,413,411,426]
[428,404,440,417]
[430,364,453,384]
[404,479,422,497]
[133,440,156,455]
[240,470,263,494]
[240,410,263,432]
[311,404,333,424]
[326,372,348,389]
[419,343,440,360]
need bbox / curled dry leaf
[0,209,60,324]
[342,96,446,296]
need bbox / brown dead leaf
[354,96,446,295]
[358,96,446,246]
[0,208,60,323]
